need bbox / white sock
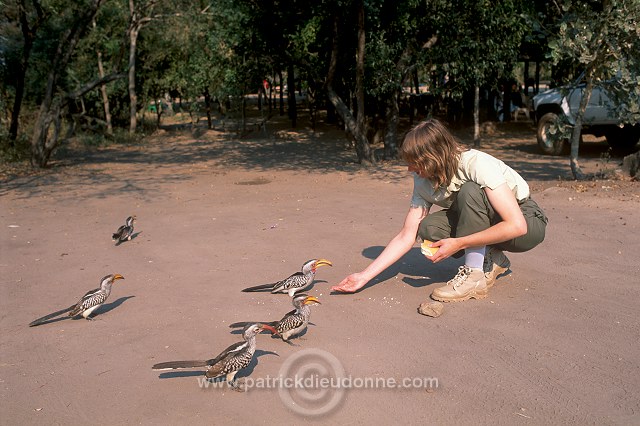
[464,246,486,270]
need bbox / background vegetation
[1,0,638,173]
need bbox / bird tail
[229,320,277,328]
[29,305,75,327]
[241,283,275,292]
[152,360,209,371]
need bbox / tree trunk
[31,0,105,167]
[97,50,113,135]
[384,35,437,158]
[473,85,480,147]
[383,90,399,159]
[128,26,139,133]
[287,63,297,127]
[325,14,372,164]
[126,0,155,134]
[10,0,45,143]
[204,88,213,129]
[569,73,593,180]
[278,70,284,116]
[355,0,365,135]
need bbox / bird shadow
[114,231,142,246]
[29,296,135,326]
[307,279,327,290]
[158,370,204,379]
[156,350,279,380]
[93,295,136,316]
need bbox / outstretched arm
[332,206,427,293]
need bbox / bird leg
[229,379,247,392]
[225,372,246,392]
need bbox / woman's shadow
[331,246,462,293]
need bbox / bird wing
[113,225,126,239]
[277,311,307,334]
[279,309,297,321]
[271,272,305,293]
[205,341,250,378]
[208,341,248,365]
[69,288,106,316]
[120,225,133,240]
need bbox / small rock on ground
[418,300,444,317]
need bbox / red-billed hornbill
[242,259,332,296]
[29,274,125,326]
[230,294,321,344]
[152,323,278,391]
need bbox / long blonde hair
[399,118,465,187]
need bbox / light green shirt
[410,149,530,210]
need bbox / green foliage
[0,129,31,163]
[547,0,640,124]
[430,0,528,97]
[9,0,633,163]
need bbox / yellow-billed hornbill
[29,274,125,326]
[230,294,320,344]
[242,259,332,297]
[152,323,277,391]
[112,215,136,243]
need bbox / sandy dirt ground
[1,116,639,425]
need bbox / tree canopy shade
[1,0,638,168]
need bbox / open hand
[331,273,368,293]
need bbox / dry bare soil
[1,116,639,425]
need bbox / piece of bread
[421,240,438,256]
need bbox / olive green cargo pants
[418,182,548,254]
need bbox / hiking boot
[483,247,511,288]
[431,266,488,302]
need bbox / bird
[241,259,332,297]
[29,274,125,327]
[112,215,136,243]
[152,323,278,391]
[230,294,321,344]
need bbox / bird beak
[114,274,125,280]
[315,259,332,268]
[304,296,321,305]
[260,324,279,335]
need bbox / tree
[325,10,373,164]
[29,0,117,167]
[4,0,49,144]
[125,0,158,133]
[429,0,527,142]
[547,0,640,179]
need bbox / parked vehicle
[530,77,640,155]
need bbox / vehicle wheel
[606,125,640,156]
[537,112,569,155]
